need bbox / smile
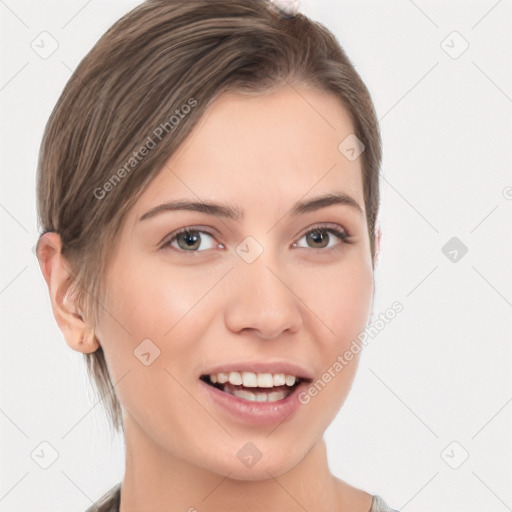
[201,371,304,402]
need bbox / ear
[373,222,382,268]
[36,232,100,354]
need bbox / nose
[223,254,303,340]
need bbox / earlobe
[36,232,100,354]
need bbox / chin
[200,439,312,481]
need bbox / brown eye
[293,226,350,250]
[176,230,202,250]
[162,229,218,252]
[306,229,330,248]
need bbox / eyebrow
[138,192,363,222]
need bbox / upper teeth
[209,371,298,387]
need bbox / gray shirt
[85,483,398,511]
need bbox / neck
[120,414,371,512]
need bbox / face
[96,84,375,479]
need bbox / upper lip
[200,360,315,381]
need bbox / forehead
[131,84,364,219]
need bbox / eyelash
[160,224,353,255]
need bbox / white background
[1,1,511,510]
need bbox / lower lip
[199,380,306,426]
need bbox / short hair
[36,0,382,434]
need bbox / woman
[35,1,396,510]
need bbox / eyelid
[294,222,351,243]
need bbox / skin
[38,84,381,511]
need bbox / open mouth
[200,371,310,403]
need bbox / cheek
[95,255,229,414]
[100,256,224,347]
[331,266,373,343]
[95,259,221,430]
[293,256,373,417]
[297,254,374,348]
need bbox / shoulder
[332,477,396,512]
[370,494,400,512]
[84,482,121,512]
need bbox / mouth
[200,371,311,403]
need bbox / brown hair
[36,0,382,434]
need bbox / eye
[160,225,350,253]
[161,229,221,252]
[292,225,351,250]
